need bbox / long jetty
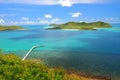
[22,45,44,60]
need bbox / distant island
[47,21,111,30]
[0,25,24,31]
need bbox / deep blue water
[0,24,120,80]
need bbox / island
[0,25,24,31]
[47,21,111,30]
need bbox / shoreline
[1,49,112,80]
[0,53,111,80]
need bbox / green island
[0,25,24,31]
[47,21,111,30]
[0,49,110,80]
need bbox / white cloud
[0,14,8,17]
[105,18,114,21]
[20,21,35,24]
[5,18,61,25]
[80,21,84,22]
[72,0,107,4]
[70,12,82,18]
[44,14,52,19]
[37,18,41,20]
[0,0,57,5]
[10,21,18,24]
[0,0,111,5]
[7,8,31,11]
[37,18,61,24]
[0,19,5,24]
[38,19,49,24]
[82,18,120,23]
[51,18,61,23]
[21,17,29,20]
[110,18,113,21]
[91,18,96,21]
[0,14,16,17]
[105,18,109,21]
[58,0,72,7]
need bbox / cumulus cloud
[20,21,35,24]
[80,21,84,22]
[38,19,49,24]
[44,14,52,19]
[104,18,120,23]
[38,18,60,24]
[21,17,29,20]
[105,18,114,21]
[58,0,72,7]
[7,18,61,25]
[10,21,18,24]
[51,18,61,23]
[0,19,5,24]
[70,12,82,17]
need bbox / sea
[0,24,120,80]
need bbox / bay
[0,24,120,80]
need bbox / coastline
[0,24,120,80]
[0,53,111,80]
[4,50,117,80]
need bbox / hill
[0,51,110,80]
[0,25,24,31]
[47,21,111,30]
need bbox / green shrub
[0,53,107,80]
[0,53,64,80]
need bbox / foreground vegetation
[47,21,111,30]
[0,51,110,80]
[0,25,24,31]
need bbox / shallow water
[1,24,120,80]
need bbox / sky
[0,0,120,25]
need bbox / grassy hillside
[47,21,111,30]
[0,51,110,80]
[0,25,24,31]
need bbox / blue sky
[0,0,120,25]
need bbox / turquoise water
[0,24,120,80]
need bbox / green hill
[0,25,24,31]
[47,21,111,30]
[0,51,110,80]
